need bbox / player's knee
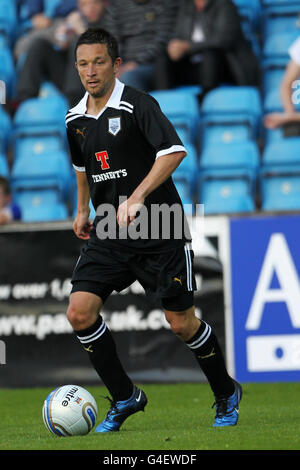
[165,310,190,337]
[66,293,101,330]
[164,307,199,340]
[66,302,87,330]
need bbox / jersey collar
[69,79,125,119]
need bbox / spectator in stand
[104,0,179,92]
[16,0,108,107]
[155,0,259,98]
[264,36,300,130]
[0,176,21,225]
[14,0,78,60]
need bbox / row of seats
[151,85,300,215]
[1,83,299,222]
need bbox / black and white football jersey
[66,79,191,253]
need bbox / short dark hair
[75,27,120,63]
[0,176,11,195]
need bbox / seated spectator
[264,36,300,130]
[15,0,78,60]
[104,0,178,92]
[0,176,21,225]
[155,0,260,97]
[16,0,107,107]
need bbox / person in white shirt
[264,36,300,129]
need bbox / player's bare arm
[73,171,93,240]
[117,151,186,227]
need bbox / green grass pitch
[1,382,300,451]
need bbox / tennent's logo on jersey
[95,150,110,170]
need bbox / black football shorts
[71,240,197,311]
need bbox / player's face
[76,43,121,98]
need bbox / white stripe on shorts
[184,243,193,291]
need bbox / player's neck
[86,79,116,116]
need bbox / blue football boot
[95,386,147,433]
[212,380,242,427]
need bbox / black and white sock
[75,315,134,402]
[186,320,234,398]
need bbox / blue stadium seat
[200,141,260,173]
[199,171,255,214]
[39,81,65,99]
[201,86,262,139]
[14,189,69,222]
[0,0,17,44]
[0,105,12,153]
[262,2,300,39]
[201,121,253,146]
[150,89,200,141]
[260,164,300,211]
[0,43,16,99]
[263,126,287,145]
[13,95,69,142]
[263,30,299,61]
[0,153,9,177]
[232,0,261,56]
[173,180,194,213]
[262,61,286,112]
[11,149,72,201]
[14,135,66,163]
[172,143,198,181]
[262,137,300,167]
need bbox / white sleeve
[289,37,300,65]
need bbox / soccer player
[65,27,242,432]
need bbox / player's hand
[73,212,93,240]
[116,195,144,228]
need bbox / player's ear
[113,57,122,75]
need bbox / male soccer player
[65,27,242,432]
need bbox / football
[42,385,98,436]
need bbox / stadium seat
[0,153,9,178]
[199,171,256,214]
[263,30,299,61]
[262,2,300,39]
[14,189,69,222]
[173,179,194,213]
[172,142,198,181]
[14,135,66,163]
[150,89,200,141]
[0,0,17,44]
[201,86,262,139]
[262,137,300,167]
[232,0,261,56]
[260,164,300,211]
[0,42,16,99]
[11,149,72,201]
[200,141,260,173]
[13,95,69,142]
[39,81,65,99]
[262,61,286,113]
[201,121,253,146]
[0,105,12,153]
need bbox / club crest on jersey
[108,116,121,136]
